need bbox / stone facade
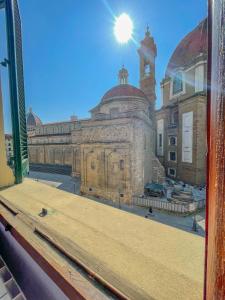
[28,29,165,203]
[156,19,207,185]
[5,134,13,162]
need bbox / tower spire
[146,24,150,37]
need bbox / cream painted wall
[0,79,15,187]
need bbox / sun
[114,13,133,43]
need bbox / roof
[166,18,207,77]
[101,84,147,102]
[26,109,42,127]
[0,179,204,300]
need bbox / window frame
[168,167,176,177]
[195,64,205,92]
[168,136,177,146]
[0,1,224,299]
[204,0,225,298]
[168,151,176,162]
[172,71,183,95]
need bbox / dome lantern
[118,65,128,85]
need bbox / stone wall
[80,143,132,203]
[152,157,165,184]
[29,144,74,167]
[156,93,207,185]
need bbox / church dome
[101,84,147,102]
[27,108,42,127]
[166,18,207,76]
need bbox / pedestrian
[192,216,198,232]
[149,206,153,214]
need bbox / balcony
[168,123,178,129]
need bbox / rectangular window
[171,111,178,125]
[168,168,176,177]
[195,65,204,92]
[168,151,176,161]
[173,71,183,95]
[157,119,164,156]
[159,134,162,147]
[120,160,124,170]
[168,136,177,146]
[182,111,193,163]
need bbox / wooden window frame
[204,0,225,299]
[0,0,224,299]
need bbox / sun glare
[114,13,133,43]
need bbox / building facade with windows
[156,19,207,185]
[4,134,13,162]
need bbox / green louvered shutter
[4,0,28,183]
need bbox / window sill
[0,179,204,300]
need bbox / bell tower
[138,26,157,111]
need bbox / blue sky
[1,0,207,131]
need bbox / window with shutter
[4,0,29,183]
[182,111,193,163]
[195,65,204,92]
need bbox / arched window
[169,136,177,146]
[173,71,183,94]
[144,63,151,76]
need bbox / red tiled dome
[102,84,147,102]
[166,18,207,76]
[27,108,42,127]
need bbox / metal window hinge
[0,58,9,67]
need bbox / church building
[28,29,164,203]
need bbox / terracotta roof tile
[166,18,207,76]
[102,84,147,102]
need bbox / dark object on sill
[149,207,153,214]
[5,224,12,232]
[39,208,48,217]
[0,58,9,67]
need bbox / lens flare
[114,13,133,43]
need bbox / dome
[101,84,147,102]
[166,18,207,76]
[27,108,42,127]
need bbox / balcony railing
[168,123,178,129]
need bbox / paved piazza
[28,171,205,237]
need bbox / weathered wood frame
[205,0,225,299]
[0,0,224,298]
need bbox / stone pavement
[27,171,205,237]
